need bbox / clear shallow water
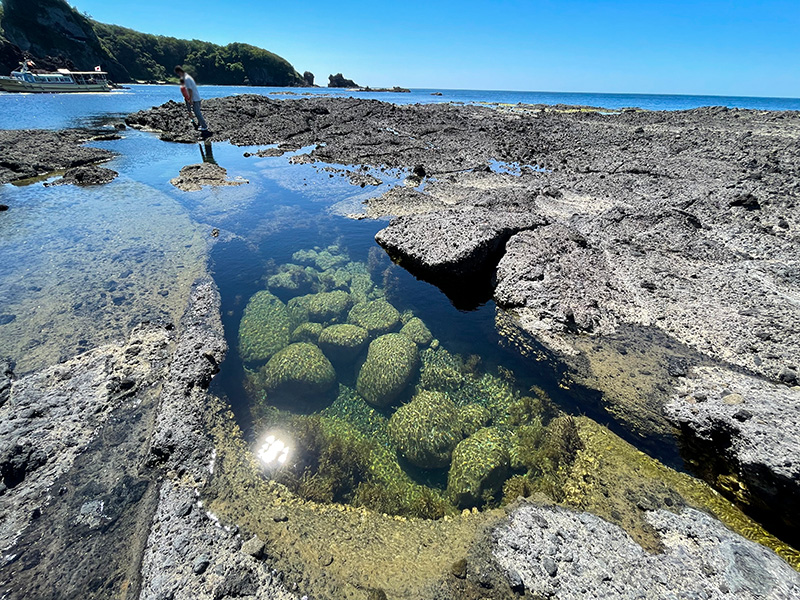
[1,84,798,130]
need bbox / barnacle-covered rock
[400,317,433,346]
[290,322,324,344]
[348,300,401,336]
[388,391,463,468]
[260,343,337,404]
[318,324,369,363]
[238,291,292,364]
[447,427,510,508]
[356,333,419,407]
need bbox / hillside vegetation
[0,0,306,85]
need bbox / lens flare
[257,434,290,466]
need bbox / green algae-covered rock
[238,291,292,365]
[287,296,310,326]
[447,427,510,508]
[268,264,320,297]
[305,290,353,322]
[318,268,352,291]
[292,246,348,271]
[419,347,465,392]
[356,333,419,407]
[349,273,375,303]
[290,322,324,344]
[400,317,433,346]
[318,324,369,363]
[261,343,336,402]
[458,404,491,437]
[388,391,463,469]
[348,299,400,335]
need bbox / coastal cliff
[0,0,305,85]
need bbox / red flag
[95,66,101,72]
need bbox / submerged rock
[400,317,433,346]
[260,343,336,403]
[447,427,509,508]
[356,334,419,407]
[317,324,369,364]
[348,300,401,336]
[493,503,800,600]
[290,322,324,344]
[388,391,463,469]
[44,165,118,187]
[304,290,353,323]
[238,291,292,365]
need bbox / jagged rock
[328,73,358,88]
[170,163,248,192]
[493,503,800,599]
[375,208,545,283]
[44,165,118,186]
[665,366,800,538]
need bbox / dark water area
[1,84,799,131]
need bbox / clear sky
[71,0,799,97]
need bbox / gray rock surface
[375,208,544,281]
[493,503,800,599]
[666,366,800,534]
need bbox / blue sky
[73,0,800,97]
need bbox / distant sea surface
[1,84,799,130]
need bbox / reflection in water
[199,140,217,165]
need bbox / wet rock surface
[0,129,115,184]
[492,503,800,599]
[667,366,800,541]
[43,165,119,186]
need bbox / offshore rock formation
[328,73,358,88]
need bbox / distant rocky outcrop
[0,0,307,86]
[328,73,359,88]
[302,71,314,86]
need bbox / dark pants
[192,101,208,130]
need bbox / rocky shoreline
[1,94,799,598]
[126,95,800,540]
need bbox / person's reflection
[199,140,217,165]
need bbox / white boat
[0,61,111,93]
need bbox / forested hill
[0,0,307,86]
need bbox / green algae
[259,342,336,405]
[348,299,401,335]
[233,245,800,570]
[238,290,292,365]
[388,390,463,469]
[318,323,369,364]
[290,321,324,344]
[400,317,433,346]
[356,333,419,407]
[447,427,510,508]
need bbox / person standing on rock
[175,66,209,134]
